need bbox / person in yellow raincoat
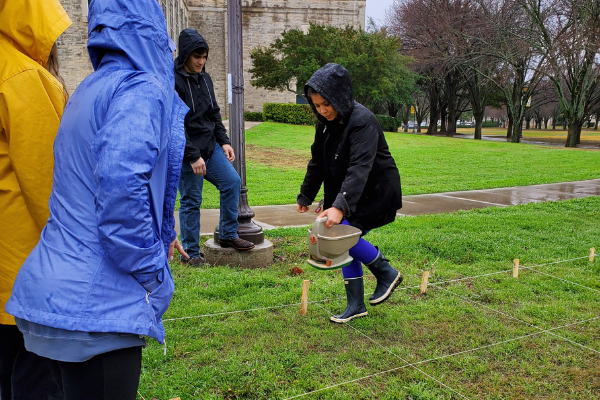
[0,0,71,398]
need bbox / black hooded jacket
[297,63,402,232]
[174,28,230,163]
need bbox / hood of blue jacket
[87,0,176,90]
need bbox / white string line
[524,267,600,294]
[300,303,470,400]
[434,285,600,356]
[282,316,599,400]
[137,391,146,400]
[433,255,591,287]
[163,254,592,322]
[163,297,344,322]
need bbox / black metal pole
[226,0,263,244]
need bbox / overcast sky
[365,0,396,25]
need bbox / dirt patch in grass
[246,144,309,169]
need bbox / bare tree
[472,0,547,142]
[519,0,600,146]
[387,0,479,136]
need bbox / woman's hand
[297,204,309,213]
[318,207,343,228]
[169,237,189,260]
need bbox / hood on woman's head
[0,0,71,67]
[305,63,355,124]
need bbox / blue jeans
[178,143,241,259]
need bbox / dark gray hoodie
[174,28,230,163]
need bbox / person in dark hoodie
[297,63,403,323]
[174,28,254,264]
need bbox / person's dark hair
[306,86,318,99]
[192,47,208,56]
[46,42,69,102]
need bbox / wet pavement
[174,179,600,235]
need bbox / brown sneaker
[219,237,255,251]
[182,256,204,267]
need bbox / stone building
[57,0,365,114]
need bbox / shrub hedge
[244,112,263,122]
[263,103,315,125]
[376,115,402,132]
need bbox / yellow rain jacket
[0,0,71,325]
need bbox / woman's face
[311,93,338,121]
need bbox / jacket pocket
[145,264,175,324]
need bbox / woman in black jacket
[297,63,403,323]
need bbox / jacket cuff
[217,137,231,147]
[184,150,202,164]
[297,193,313,207]
[332,192,351,216]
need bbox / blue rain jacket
[6,0,188,343]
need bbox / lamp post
[225,0,264,245]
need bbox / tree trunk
[473,111,484,140]
[403,106,411,133]
[427,86,440,135]
[512,119,522,143]
[440,108,447,133]
[445,74,458,136]
[506,108,513,139]
[387,102,399,118]
[566,124,581,147]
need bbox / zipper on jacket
[145,292,149,304]
[186,78,196,113]
[201,76,214,108]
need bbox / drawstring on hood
[176,28,214,109]
[305,63,356,125]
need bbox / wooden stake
[300,279,310,315]
[513,259,519,278]
[420,270,430,294]
[590,247,595,263]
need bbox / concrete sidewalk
[174,179,600,235]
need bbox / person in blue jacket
[6,0,188,398]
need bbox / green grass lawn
[139,197,600,399]
[194,123,600,209]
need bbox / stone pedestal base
[203,239,273,268]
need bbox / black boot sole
[219,241,255,251]
[330,310,368,323]
[369,273,403,305]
